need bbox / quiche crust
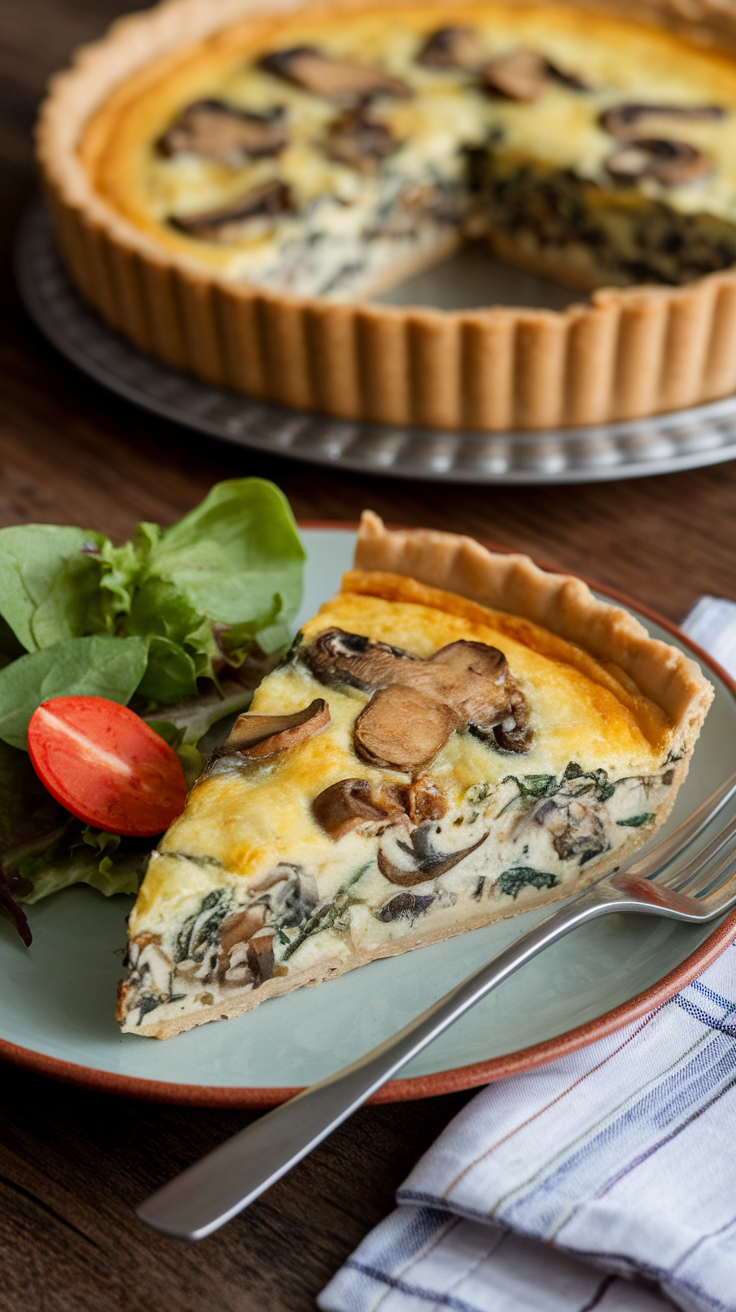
[37,0,736,431]
[117,515,713,1039]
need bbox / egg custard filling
[81,1,736,300]
[117,518,712,1038]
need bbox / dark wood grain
[2,2,736,1307]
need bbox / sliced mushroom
[170,179,293,242]
[213,698,330,761]
[312,777,408,839]
[410,641,510,722]
[259,47,411,104]
[378,820,488,885]
[157,100,288,165]
[536,797,608,866]
[249,863,303,894]
[323,108,395,173]
[354,686,460,772]
[606,139,710,187]
[416,25,485,70]
[374,891,435,922]
[247,931,275,984]
[304,628,420,692]
[313,772,448,838]
[303,628,531,756]
[600,103,725,141]
[482,51,549,103]
[217,904,267,976]
[407,774,447,824]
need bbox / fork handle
[138,882,638,1240]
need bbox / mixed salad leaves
[0,478,304,942]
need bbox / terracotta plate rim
[1,521,732,1107]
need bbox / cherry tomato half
[28,696,188,837]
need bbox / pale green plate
[2,528,734,1105]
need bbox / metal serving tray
[15,202,736,484]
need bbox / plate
[0,526,734,1108]
[15,201,736,486]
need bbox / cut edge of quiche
[117,512,713,1038]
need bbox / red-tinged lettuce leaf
[0,738,71,943]
[0,879,31,946]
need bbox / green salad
[0,478,304,941]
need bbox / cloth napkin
[318,596,736,1312]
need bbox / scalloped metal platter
[15,201,736,483]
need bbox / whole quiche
[38,0,736,428]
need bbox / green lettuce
[0,479,304,926]
[0,634,150,750]
[15,827,147,905]
[0,478,304,750]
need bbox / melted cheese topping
[81,0,736,283]
[133,587,670,932]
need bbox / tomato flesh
[28,696,188,837]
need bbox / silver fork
[137,771,736,1240]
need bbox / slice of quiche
[118,514,712,1038]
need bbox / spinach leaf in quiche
[498,866,561,899]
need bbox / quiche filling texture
[82,1,736,298]
[118,520,712,1038]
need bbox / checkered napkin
[318,597,736,1312]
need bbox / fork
[137,771,736,1240]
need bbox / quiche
[117,514,712,1038]
[37,0,736,430]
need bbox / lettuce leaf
[15,826,146,905]
[0,479,305,931]
[0,525,107,651]
[0,634,150,750]
[101,479,304,670]
[0,478,304,749]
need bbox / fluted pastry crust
[37,0,736,430]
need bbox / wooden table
[2,2,736,1307]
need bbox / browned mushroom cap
[482,51,549,103]
[259,46,411,104]
[215,698,330,761]
[303,628,531,754]
[304,628,420,692]
[323,108,396,173]
[170,179,293,241]
[417,25,485,70]
[606,139,710,186]
[313,772,447,838]
[378,820,488,885]
[354,686,460,772]
[413,641,509,721]
[312,777,408,839]
[157,100,288,165]
[407,774,447,823]
[600,103,725,141]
